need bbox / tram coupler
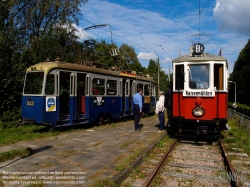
[197,126,208,135]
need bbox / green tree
[81,39,96,63]
[146,59,170,96]
[93,40,117,68]
[0,0,87,114]
[119,44,146,73]
[229,39,250,106]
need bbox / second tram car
[171,43,228,138]
[22,60,156,128]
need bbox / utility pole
[168,66,170,82]
[158,57,160,95]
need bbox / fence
[228,108,250,130]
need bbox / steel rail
[219,140,241,187]
[142,139,178,187]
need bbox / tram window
[137,83,143,91]
[92,78,105,95]
[60,72,70,95]
[214,64,223,90]
[45,74,55,95]
[107,80,117,95]
[175,65,184,90]
[144,84,150,96]
[189,64,209,89]
[77,73,86,96]
[125,81,129,95]
[24,72,44,94]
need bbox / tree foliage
[0,0,87,114]
[229,39,250,106]
[146,59,171,96]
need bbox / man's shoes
[135,128,142,131]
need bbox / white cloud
[213,0,250,35]
[73,24,96,41]
[137,52,157,61]
[161,57,172,64]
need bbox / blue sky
[76,0,250,74]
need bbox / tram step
[59,115,70,120]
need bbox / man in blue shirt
[133,88,143,130]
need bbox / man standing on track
[133,88,143,130]
[157,91,165,131]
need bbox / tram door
[122,79,127,113]
[76,73,87,118]
[59,71,71,116]
[130,80,135,110]
[59,71,78,123]
[122,79,132,113]
[69,72,77,122]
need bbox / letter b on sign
[194,43,205,54]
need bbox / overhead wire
[81,0,213,62]
[160,0,212,47]
[81,18,166,60]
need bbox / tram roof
[27,61,155,82]
[173,53,228,67]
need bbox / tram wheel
[97,114,112,125]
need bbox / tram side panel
[22,96,45,124]
[89,96,121,123]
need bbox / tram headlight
[192,107,204,117]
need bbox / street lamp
[229,81,237,109]
[83,24,119,56]
[84,24,113,44]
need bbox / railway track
[142,139,239,187]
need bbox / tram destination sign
[183,90,215,97]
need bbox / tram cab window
[137,83,143,94]
[92,78,105,95]
[175,65,184,90]
[188,64,209,89]
[45,74,55,95]
[144,84,150,96]
[214,64,224,90]
[107,80,117,95]
[24,72,44,94]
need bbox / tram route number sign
[194,43,205,55]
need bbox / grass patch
[92,141,103,146]
[115,147,145,171]
[120,141,133,148]
[222,118,250,155]
[0,125,62,145]
[56,149,80,158]
[0,147,33,162]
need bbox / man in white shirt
[156,91,165,131]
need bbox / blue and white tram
[22,59,156,127]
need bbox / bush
[0,107,21,129]
[228,102,250,117]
